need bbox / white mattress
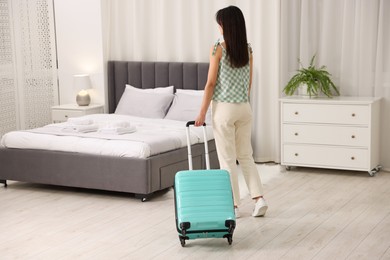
[0,114,214,158]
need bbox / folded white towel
[62,124,99,133]
[98,126,136,135]
[67,117,94,125]
[106,121,131,128]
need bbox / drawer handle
[351,135,355,139]
[351,156,355,160]
[294,153,299,156]
[294,132,299,136]
[65,115,68,118]
[294,111,299,115]
[351,113,356,117]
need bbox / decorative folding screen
[0,0,17,137]
[0,0,58,137]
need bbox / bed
[0,61,219,201]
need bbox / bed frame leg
[0,180,7,187]
[135,193,150,202]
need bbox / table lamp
[74,74,92,106]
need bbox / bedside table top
[52,104,104,111]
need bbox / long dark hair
[216,6,249,68]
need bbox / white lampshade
[73,74,92,106]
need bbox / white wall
[54,0,105,109]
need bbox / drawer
[52,110,85,122]
[282,103,370,125]
[282,144,368,170]
[282,124,369,147]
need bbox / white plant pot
[297,83,311,97]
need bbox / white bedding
[0,114,214,158]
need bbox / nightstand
[51,104,104,123]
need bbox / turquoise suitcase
[174,121,236,247]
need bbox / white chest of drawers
[280,97,381,176]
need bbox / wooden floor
[1,164,390,259]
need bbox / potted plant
[283,55,340,97]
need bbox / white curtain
[102,0,389,168]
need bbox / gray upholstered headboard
[107,61,209,113]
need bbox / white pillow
[176,89,203,95]
[125,84,174,94]
[165,89,212,125]
[115,86,174,118]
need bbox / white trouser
[211,101,264,206]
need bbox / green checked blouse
[212,40,252,103]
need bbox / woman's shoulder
[247,43,253,54]
[211,40,223,57]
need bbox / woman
[195,6,268,218]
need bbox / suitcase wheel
[179,236,186,247]
[223,233,234,245]
[227,235,233,245]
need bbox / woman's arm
[195,45,221,126]
[248,53,253,96]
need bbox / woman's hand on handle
[194,113,206,127]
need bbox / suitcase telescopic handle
[185,121,210,171]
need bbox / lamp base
[76,92,91,106]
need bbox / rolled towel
[67,117,93,125]
[98,125,136,135]
[62,124,99,133]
